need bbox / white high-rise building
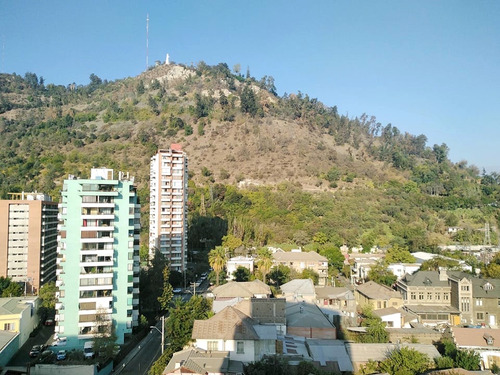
[149,145,188,273]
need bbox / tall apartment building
[0,192,58,294]
[55,168,140,348]
[149,145,188,273]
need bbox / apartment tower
[0,192,58,294]
[55,168,140,348]
[149,145,188,273]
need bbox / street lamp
[150,316,165,354]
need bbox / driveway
[8,324,54,366]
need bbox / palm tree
[257,248,274,283]
[208,246,227,286]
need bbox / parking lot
[7,324,54,367]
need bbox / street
[114,324,163,375]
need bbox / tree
[140,249,170,320]
[244,355,289,375]
[1,282,22,297]
[38,281,57,321]
[256,248,274,283]
[455,349,481,371]
[379,347,430,375]
[358,306,389,343]
[240,85,259,116]
[158,266,174,312]
[208,246,227,286]
[301,269,319,285]
[233,266,251,282]
[268,265,291,288]
[384,245,415,264]
[420,257,461,271]
[93,308,117,360]
[368,262,397,286]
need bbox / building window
[237,341,244,354]
[476,298,483,306]
[427,293,432,300]
[207,341,218,351]
[461,285,470,292]
[410,292,416,300]
[444,293,449,301]
[419,292,424,300]
[435,293,440,300]
[3,323,15,330]
[477,313,484,320]
[461,297,470,312]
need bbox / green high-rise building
[55,168,140,349]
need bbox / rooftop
[0,297,37,316]
[273,250,327,263]
[211,280,271,298]
[356,281,402,300]
[451,327,500,349]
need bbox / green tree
[268,265,291,288]
[379,347,430,375]
[359,306,389,343]
[256,248,274,283]
[384,245,415,264]
[37,281,57,321]
[140,249,170,320]
[208,246,227,286]
[455,349,481,371]
[420,257,461,271]
[368,262,397,286]
[244,355,289,375]
[158,266,174,312]
[221,234,243,256]
[1,282,22,297]
[233,266,251,282]
[240,85,259,116]
[301,269,319,285]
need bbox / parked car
[51,337,67,346]
[173,288,182,294]
[44,317,55,326]
[56,350,67,360]
[29,345,42,357]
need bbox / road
[114,324,163,375]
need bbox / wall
[286,327,336,339]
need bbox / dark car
[29,345,42,357]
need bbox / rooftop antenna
[146,13,149,71]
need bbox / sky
[1,1,499,172]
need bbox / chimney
[439,268,448,281]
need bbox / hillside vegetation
[1,62,500,254]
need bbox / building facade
[55,168,140,348]
[272,249,329,286]
[0,193,58,294]
[149,145,188,273]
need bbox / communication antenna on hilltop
[146,13,149,71]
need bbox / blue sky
[1,1,499,172]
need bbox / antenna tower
[146,14,149,71]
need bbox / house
[396,270,461,326]
[347,253,385,284]
[355,281,404,311]
[449,275,500,327]
[162,348,244,375]
[387,263,421,280]
[345,342,441,373]
[210,280,271,313]
[192,306,277,363]
[0,296,39,366]
[373,307,403,328]
[226,256,254,281]
[315,286,356,327]
[447,327,500,371]
[232,298,286,335]
[272,249,328,286]
[285,301,336,339]
[280,279,316,303]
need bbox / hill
[1,62,499,255]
